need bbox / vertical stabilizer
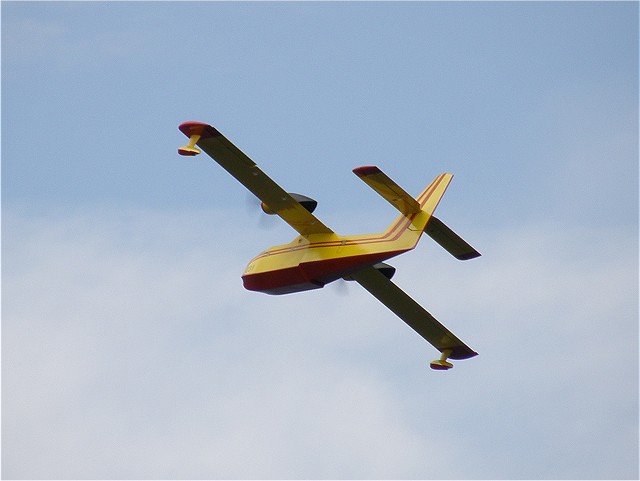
[417,172,453,215]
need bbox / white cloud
[398,221,638,478]
[2,207,637,479]
[1,208,446,479]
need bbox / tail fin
[415,172,454,216]
[354,166,480,260]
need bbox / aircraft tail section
[353,166,453,218]
[424,216,481,260]
[417,172,453,216]
[353,166,480,260]
[352,166,422,216]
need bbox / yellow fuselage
[242,210,430,294]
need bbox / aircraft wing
[179,121,334,236]
[349,265,478,360]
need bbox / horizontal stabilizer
[424,216,481,260]
[353,166,421,216]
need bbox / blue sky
[2,2,638,479]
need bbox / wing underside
[349,265,477,360]
[424,216,481,261]
[179,122,333,236]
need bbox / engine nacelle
[373,262,396,280]
[343,262,396,281]
[261,193,318,215]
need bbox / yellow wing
[349,265,478,361]
[179,121,333,237]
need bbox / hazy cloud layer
[3,207,637,479]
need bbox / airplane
[178,121,480,370]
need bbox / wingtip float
[178,121,481,370]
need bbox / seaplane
[178,121,480,370]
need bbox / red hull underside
[242,251,404,295]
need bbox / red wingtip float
[178,121,481,370]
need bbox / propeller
[245,193,278,230]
